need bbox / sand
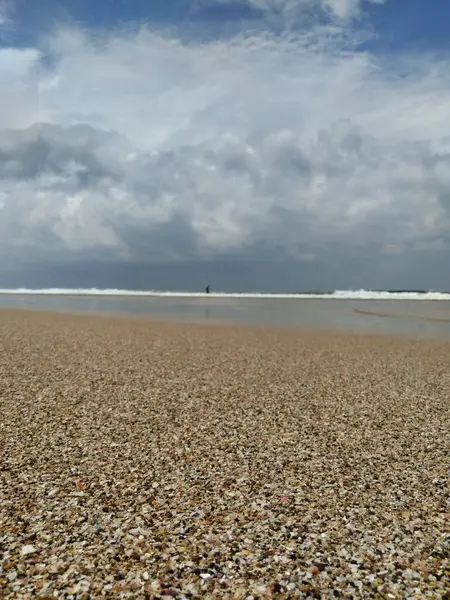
[0,309,449,599]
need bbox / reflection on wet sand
[354,308,450,323]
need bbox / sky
[1,0,450,292]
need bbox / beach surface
[0,309,449,598]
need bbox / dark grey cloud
[1,119,450,290]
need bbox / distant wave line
[0,288,449,300]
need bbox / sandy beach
[0,309,449,599]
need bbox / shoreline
[354,307,450,323]
[0,291,450,301]
[0,305,448,344]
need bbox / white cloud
[0,0,15,28]
[198,0,387,22]
[0,11,450,286]
[0,2,8,25]
[0,48,41,129]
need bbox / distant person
[205,285,210,294]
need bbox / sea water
[0,289,450,339]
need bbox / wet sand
[354,307,450,323]
[0,309,449,598]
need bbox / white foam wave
[0,288,449,300]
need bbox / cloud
[0,0,17,32]
[0,1,10,25]
[0,9,450,288]
[197,0,387,22]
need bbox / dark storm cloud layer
[1,1,450,290]
[1,122,449,260]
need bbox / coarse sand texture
[0,310,449,598]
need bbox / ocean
[0,288,450,339]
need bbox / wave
[0,288,449,300]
